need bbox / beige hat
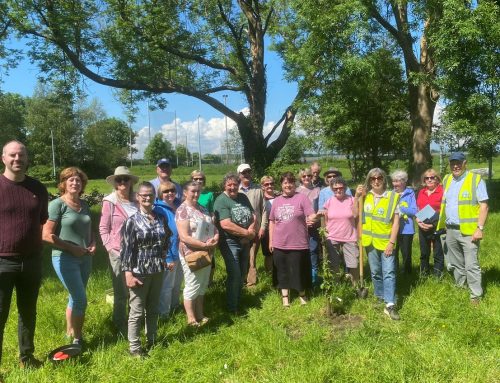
[237,163,251,173]
[106,166,139,185]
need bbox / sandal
[199,317,209,325]
[188,321,200,327]
[282,294,290,308]
[299,294,308,305]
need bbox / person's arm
[99,200,112,248]
[268,220,275,253]
[120,218,143,287]
[177,219,215,251]
[42,220,89,257]
[385,213,400,257]
[472,201,488,242]
[399,191,418,217]
[351,196,359,219]
[219,218,255,239]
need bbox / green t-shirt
[48,197,92,256]
[198,190,215,214]
[214,192,254,241]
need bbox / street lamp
[174,111,178,167]
[223,94,228,164]
[197,115,202,171]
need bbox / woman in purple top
[269,172,318,307]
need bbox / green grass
[2,160,500,382]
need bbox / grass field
[2,159,499,383]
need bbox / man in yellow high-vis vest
[437,152,489,304]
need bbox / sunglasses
[263,182,274,187]
[424,176,437,181]
[162,189,176,194]
[158,164,171,170]
[115,176,130,183]
[193,177,205,181]
[301,174,312,178]
[370,176,384,182]
[326,174,338,178]
[332,186,344,191]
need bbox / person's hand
[355,185,366,198]
[125,272,143,288]
[245,228,256,240]
[472,228,483,242]
[205,237,218,250]
[269,244,273,254]
[384,242,395,257]
[258,228,265,240]
[417,220,434,231]
[166,262,175,271]
[70,245,88,257]
[87,243,96,255]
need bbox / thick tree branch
[263,7,274,35]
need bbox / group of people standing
[0,139,489,370]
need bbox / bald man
[0,141,48,369]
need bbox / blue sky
[1,38,297,158]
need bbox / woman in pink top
[269,172,318,307]
[323,176,360,284]
[99,166,139,336]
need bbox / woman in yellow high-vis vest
[356,168,401,320]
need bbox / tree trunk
[408,82,436,185]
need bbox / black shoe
[384,305,401,321]
[72,338,85,349]
[19,355,43,369]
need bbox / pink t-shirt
[324,195,358,242]
[269,193,314,250]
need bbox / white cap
[237,163,251,173]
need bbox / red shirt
[416,184,443,212]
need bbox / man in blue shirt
[439,152,488,304]
[149,158,182,200]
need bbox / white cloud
[133,107,282,159]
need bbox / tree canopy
[1,0,307,174]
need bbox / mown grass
[3,161,499,382]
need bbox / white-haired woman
[390,170,417,274]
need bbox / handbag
[184,250,212,271]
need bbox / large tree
[144,133,175,165]
[0,92,26,145]
[274,0,441,183]
[1,0,306,174]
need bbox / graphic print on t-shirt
[231,203,253,228]
[276,204,295,222]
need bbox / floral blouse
[175,202,218,257]
[120,210,171,275]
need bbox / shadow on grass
[482,266,500,296]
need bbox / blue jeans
[52,254,92,316]
[366,245,396,305]
[308,227,320,282]
[219,238,250,312]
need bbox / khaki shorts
[329,240,359,268]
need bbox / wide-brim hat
[106,166,139,185]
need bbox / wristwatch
[477,225,484,231]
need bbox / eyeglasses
[332,186,344,191]
[162,189,176,194]
[424,176,437,181]
[138,193,154,199]
[115,176,130,183]
[263,182,274,187]
[370,176,384,182]
[158,164,171,170]
[301,174,312,178]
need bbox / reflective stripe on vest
[362,191,399,250]
[437,172,480,235]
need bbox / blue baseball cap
[449,152,466,162]
[157,158,171,166]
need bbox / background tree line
[0,83,136,180]
[0,0,498,182]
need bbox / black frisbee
[48,344,82,363]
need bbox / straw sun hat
[105,166,139,185]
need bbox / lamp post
[197,115,202,171]
[50,129,56,179]
[174,111,178,167]
[147,100,151,145]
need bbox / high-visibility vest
[362,191,399,250]
[437,172,481,235]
